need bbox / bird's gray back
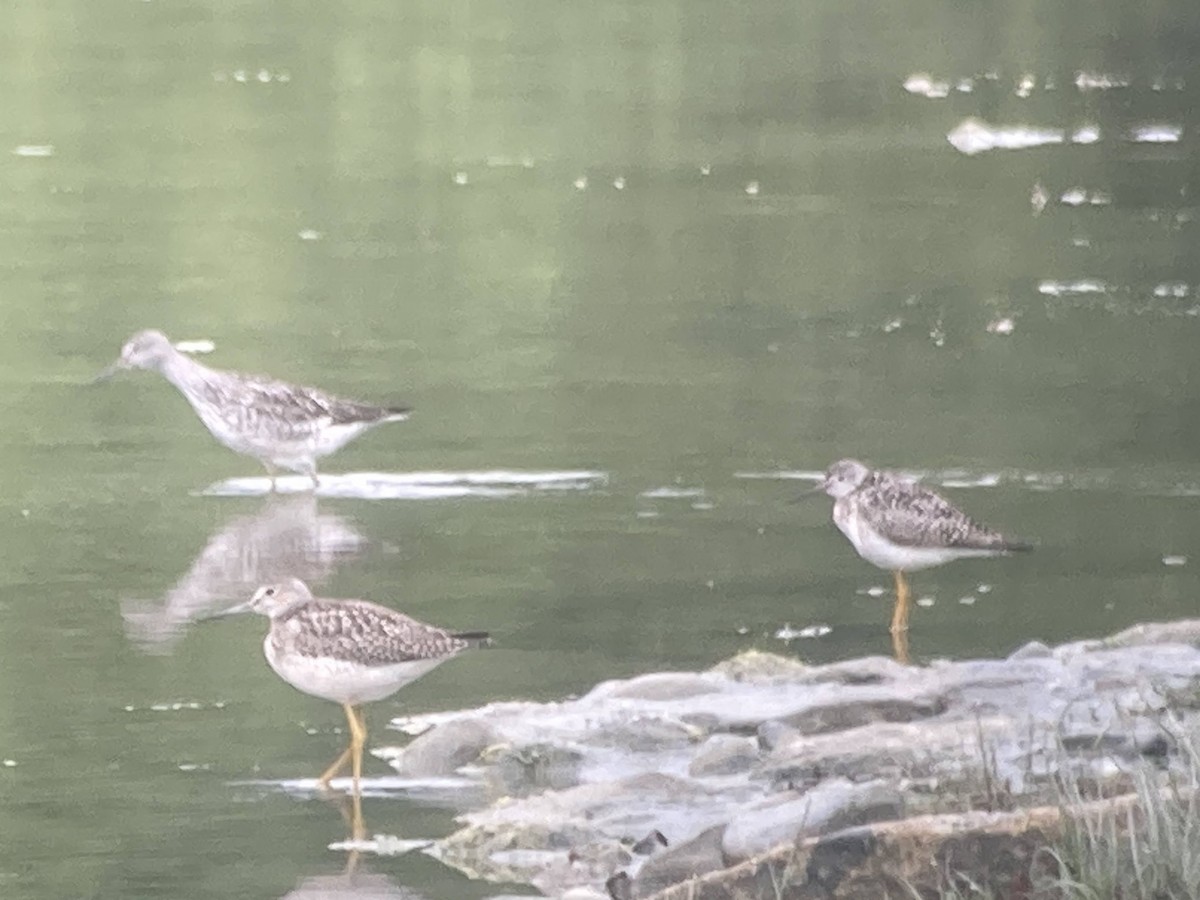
[272,599,472,667]
[193,369,394,430]
[855,471,1012,550]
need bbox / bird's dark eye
[265,588,275,597]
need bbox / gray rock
[630,830,669,856]
[1105,620,1200,648]
[590,717,704,752]
[779,693,945,735]
[688,735,759,777]
[677,712,721,735]
[386,718,498,777]
[445,772,733,875]
[721,778,903,861]
[415,619,1200,897]
[526,840,634,898]
[709,650,809,682]
[1058,717,1173,761]
[808,655,908,685]
[631,826,726,898]
[592,673,723,702]
[604,872,634,900]
[1008,640,1053,660]
[760,716,1014,789]
[481,742,584,797]
[756,720,800,751]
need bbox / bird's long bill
[91,360,125,384]
[789,481,827,503]
[208,599,255,619]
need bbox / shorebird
[811,459,1031,635]
[95,329,411,489]
[219,578,489,799]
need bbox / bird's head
[220,578,314,619]
[94,329,176,381]
[815,458,872,498]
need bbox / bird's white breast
[833,497,998,571]
[263,633,446,705]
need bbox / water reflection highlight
[121,494,366,652]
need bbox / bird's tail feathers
[453,630,493,648]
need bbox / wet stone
[1008,640,1053,660]
[631,825,727,899]
[709,650,810,682]
[481,742,584,797]
[721,778,903,861]
[756,720,800,751]
[590,716,703,751]
[605,872,634,900]
[631,830,669,856]
[807,655,907,685]
[779,693,946,735]
[760,717,1014,790]
[384,718,498,778]
[590,673,724,702]
[688,735,759,777]
[1104,620,1200,648]
[417,619,1200,898]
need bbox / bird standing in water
[95,330,410,489]
[811,459,1031,637]
[218,578,488,834]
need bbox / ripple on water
[774,623,832,641]
[238,774,484,805]
[947,119,1071,156]
[122,700,227,713]
[200,470,608,499]
[638,487,706,499]
[902,69,1186,99]
[327,835,430,856]
[1130,124,1182,143]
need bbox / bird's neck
[158,349,218,393]
[270,598,316,622]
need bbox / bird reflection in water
[279,798,430,900]
[121,493,366,652]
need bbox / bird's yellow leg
[347,706,367,837]
[318,745,352,789]
[891,628,911,666]
[317,703,360,789]
[348,704,367,797]
[890,570,911,634]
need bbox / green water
[2,0,1199,897]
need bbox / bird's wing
[283,600,472,667]
[198,372,404,427]
[860,476,1011,551]
[243,374,405,425]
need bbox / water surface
[2,0,1199,897]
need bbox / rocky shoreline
[374,620,1200,899]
